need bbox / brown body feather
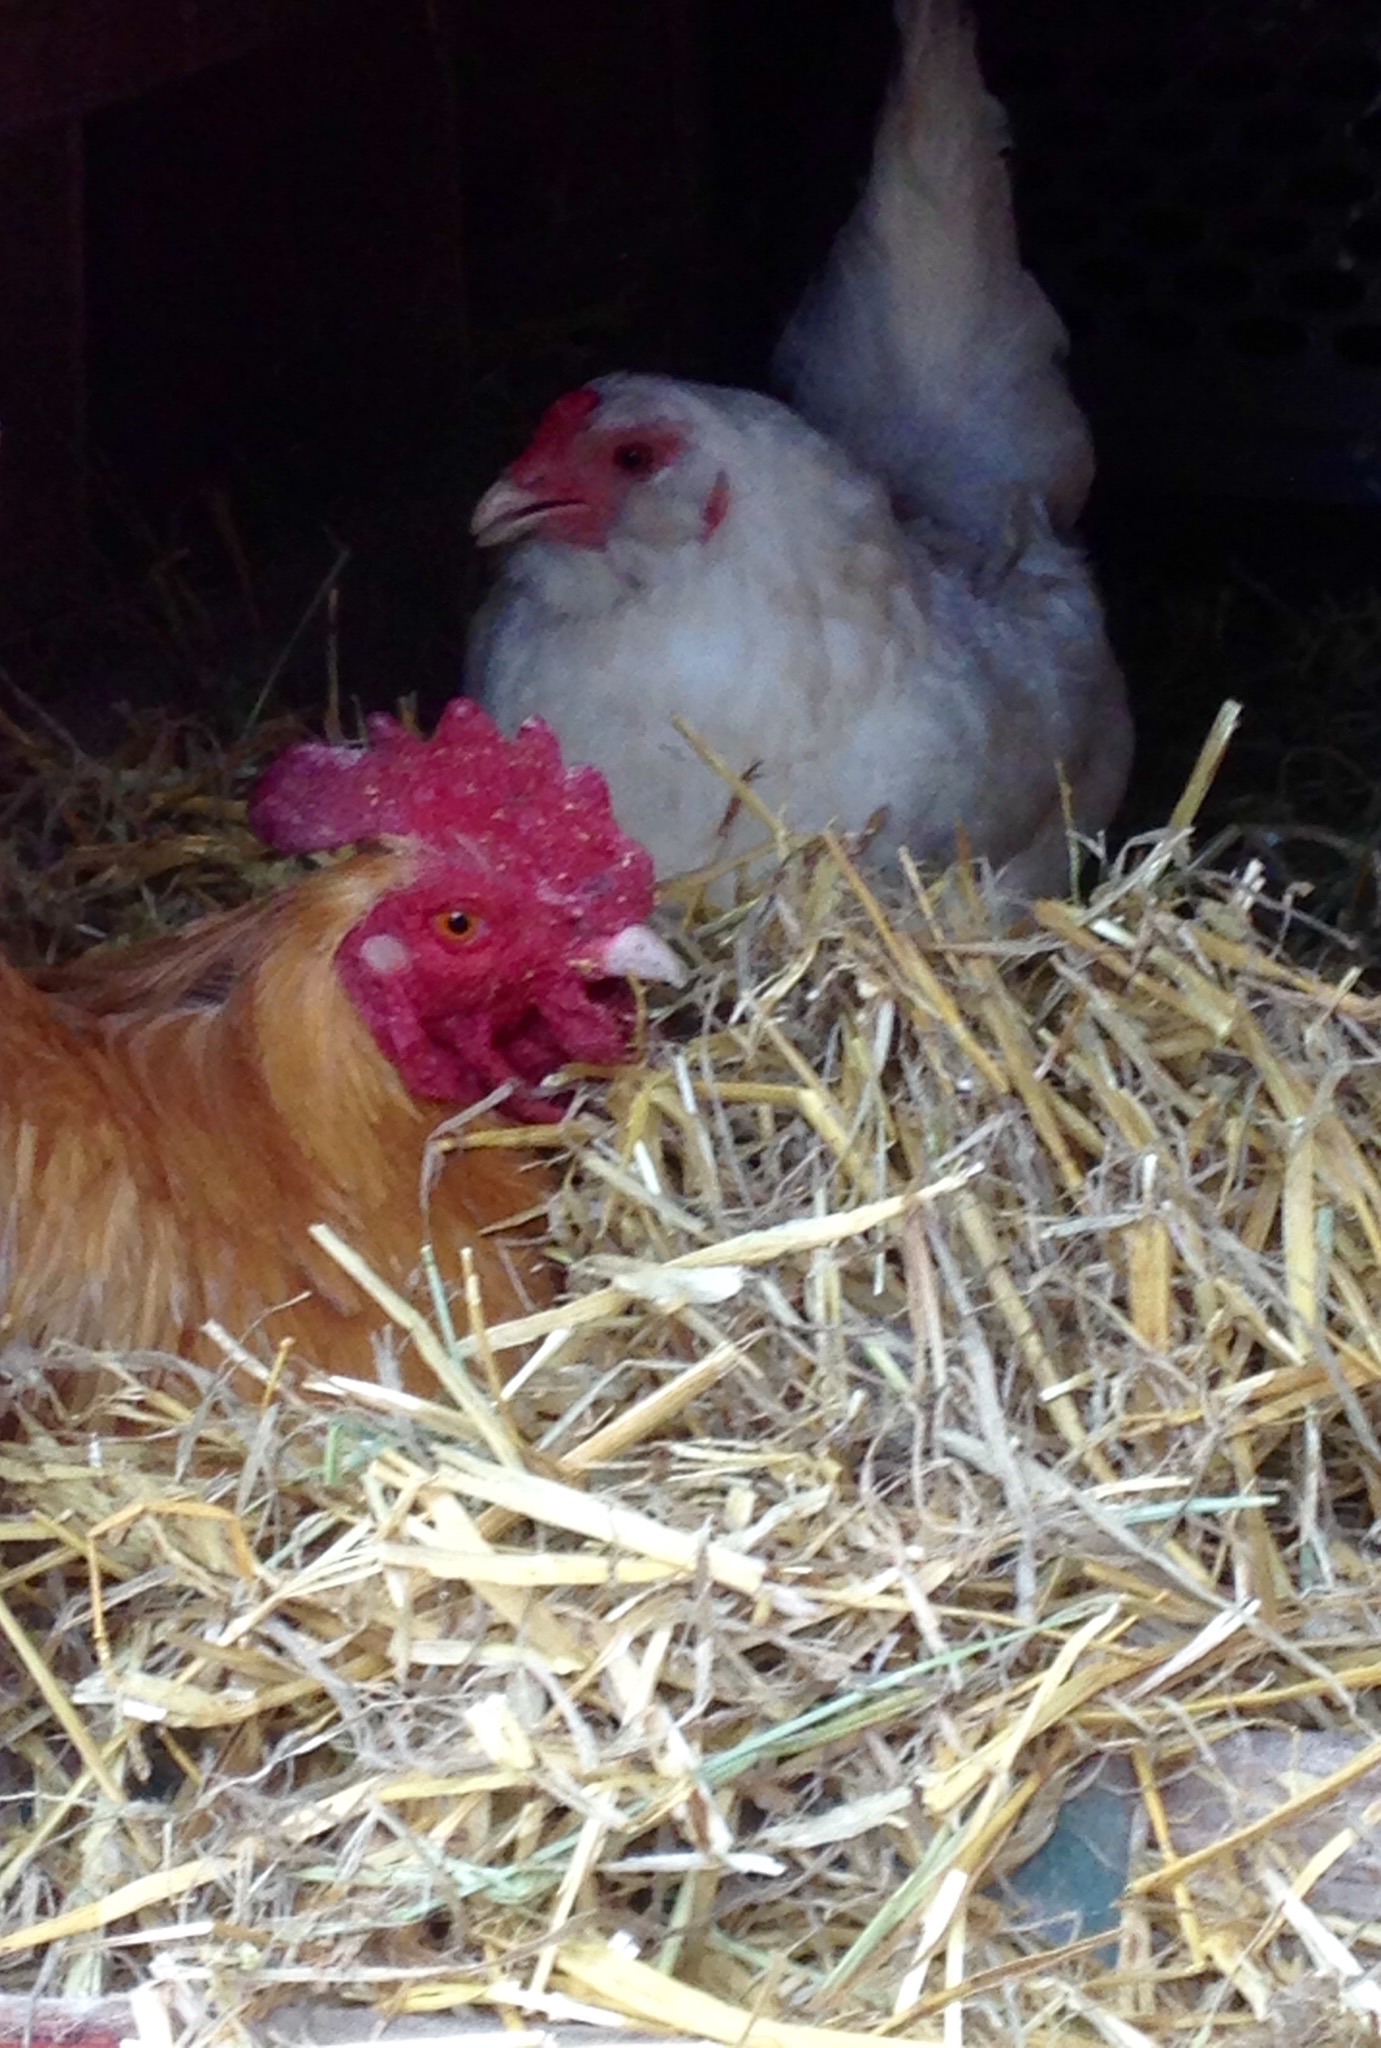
[1,850,555,1387]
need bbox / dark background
[5,0,1381,854]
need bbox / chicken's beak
[471,475,579,547]
[592,925,687,987]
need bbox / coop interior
[5,2,1381,2045]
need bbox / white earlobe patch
[360,934,410,976]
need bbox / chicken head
[251,698,684,1120]
[470,380,732,555]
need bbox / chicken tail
[774,0,1092,542]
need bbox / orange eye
[434,909,481,943]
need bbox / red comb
[250,697,653,906]
[510,386,602,478]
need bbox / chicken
[1,701,682,1386]
[467,0,1131,898]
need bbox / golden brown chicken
[0,701,682,1388]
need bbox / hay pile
[4,704,1381,2047]
[0,692,292,972]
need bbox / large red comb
[250,697,651,901]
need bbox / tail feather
[774,0,1092,541]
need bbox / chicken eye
[612,440,658,477]
[434,909,481,943]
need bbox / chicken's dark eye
[612,440,657,476]
[434,909,481,944]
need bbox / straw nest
[5,701,1381,2048]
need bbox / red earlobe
[701,472,731,541]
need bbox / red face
[471,387,689,549]
[337,850,681,1122]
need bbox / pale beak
[594,925,688,986]
[471,475,578,547]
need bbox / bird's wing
[32,891,279,1016]
[775,0,1091,543]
